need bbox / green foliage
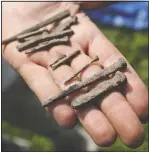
[31,134,54,151]
[2,121,55,151]
[95,25,148,152]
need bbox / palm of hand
[2,2,148,148]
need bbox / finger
[88,30,145,147]
[45,45,117,147]
[88,28,148,123]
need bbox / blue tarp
[85,2,148,30]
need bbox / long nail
[25,37,69,54]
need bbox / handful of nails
[2,10,128,110]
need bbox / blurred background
[2,2,148,152]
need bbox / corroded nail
[2,10,70,44]
[24,30,49,42]
[17,28,48,42]
[64,56,99,85]
[71,71,127,110]
[17,29,74,52]
[51,50,80,70]
[42,58,127,107]
[50,54,67,67]
[25,37,69,54]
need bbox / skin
[2,2,148,148]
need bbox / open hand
[2,2,148,148]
